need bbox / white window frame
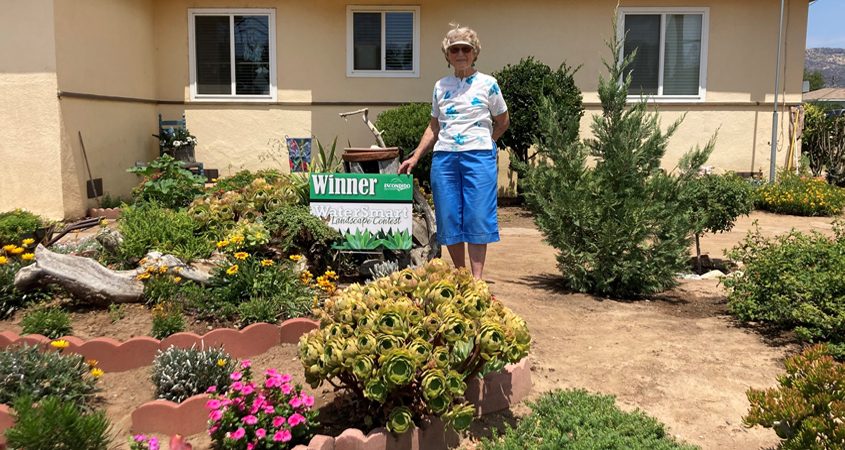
[346,5,420,78]
[188,8,277,102]
[618,7,709,103]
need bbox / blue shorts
[430,148,499,246]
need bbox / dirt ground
[466,207,837,450]
[3,208,837,449]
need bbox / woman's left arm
[491,111,510,141]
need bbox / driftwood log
[14,246,213,306]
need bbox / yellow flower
[90,368,105,378]
[0,256,7,265]
[21,253,35,261]
[172,276,182,283]
[136,272,151,281]
[9,247,23,255]
[50,339,70,349]
[289,254,303,262]
[211,178,219,183]
[99,219,109,227]
[86,359,99,368]
[260,259,275,267]
[21,238,35,246]
[216,240,230,249]
[230,235,245,245]
[3,244,16,252]
[324,270,337,279]
[226,264,239,276]
[234,252,249,260]
[216,358,228,367]
[158,266,168,274]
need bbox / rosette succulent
[299,259,531,433]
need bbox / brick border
[130,358,532,446]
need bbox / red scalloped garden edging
[130,357,533,449]
[87,207,122,220]
[0,318,318,372]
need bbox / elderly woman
[399,24,509,279]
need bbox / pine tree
[522,18,714,297]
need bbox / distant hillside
[806,48,845,88]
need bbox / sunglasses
[449,46,474,54]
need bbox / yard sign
[309,173,413,250]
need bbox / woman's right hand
[398,156,417,174]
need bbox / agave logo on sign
[309,173,413,250]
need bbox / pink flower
[265,377,281,388]
[289,396,303,408]
[281,383,293,395]
[206,385,217,393]
[279,374,292,383]
[241,360,252,368]
[263,405,275,414]
[230,371,243,381]
[231,381,244,391]
[206,399,222,410]
[273,429,292,442]
[209,410,224,422]
[302,394,315,408]
[288,413,306,427]
[272,416,287,428]
[231,427,246,440]
[264,368,278,377]
[243,415,258,425]
[133,434,147,443]
[247,444,254,450]
[241,384,255,395]
[149,438,160,450]
[255,428,267,439]
[209,425,219,434]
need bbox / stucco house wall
[0,0,809,219]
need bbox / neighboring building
[804,87,845,108]
[1,0,810,219]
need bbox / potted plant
[156,128,198,163]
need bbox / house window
[347,6,420,77]
[188,9,276,101]
[619,8,709,101]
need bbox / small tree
[521,20,713,296]
[493,57,584,170]
[680,173,754,272]
[804,68,826,91]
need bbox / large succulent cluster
[188,177,299,229]
[298,259,530,433]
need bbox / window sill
[190,96,277,103]
[626,95,705,104]
[346,71,419,78]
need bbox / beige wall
[148,0,808,187]
[0,0,66,219]
[53,0,158,218]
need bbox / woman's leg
[447,243,466,269]
[467,243,487,279]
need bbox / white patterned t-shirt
[431,72,508,152]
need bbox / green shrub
[127,154,206,209]
[744,344,845,450]
[5,396,113,450]
[755,171,845,216]
[802,103,830,177]
[375,103,433,189]
[118,202,214,263]
[723,224,845,357]
[0,344,98,406]
[480,389,698,450]
[150,302,186,339]
[151,345,236,402]
[0,210,43,244]
[521,26,711,296]
[492,56,584,171]
[262,205,340,272]
[1,243,44,319]
[680,172,754,270]
[209,251,314,323]
[299,259,531,433]
[237,297,282,326]
[213,169,287,193]
[20,305,72,339]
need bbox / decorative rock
[700,269,726,280]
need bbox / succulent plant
[151,345,236,402]
[298,259,531,433]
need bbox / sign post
[309,173,414,250]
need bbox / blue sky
[807,0,845,48]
